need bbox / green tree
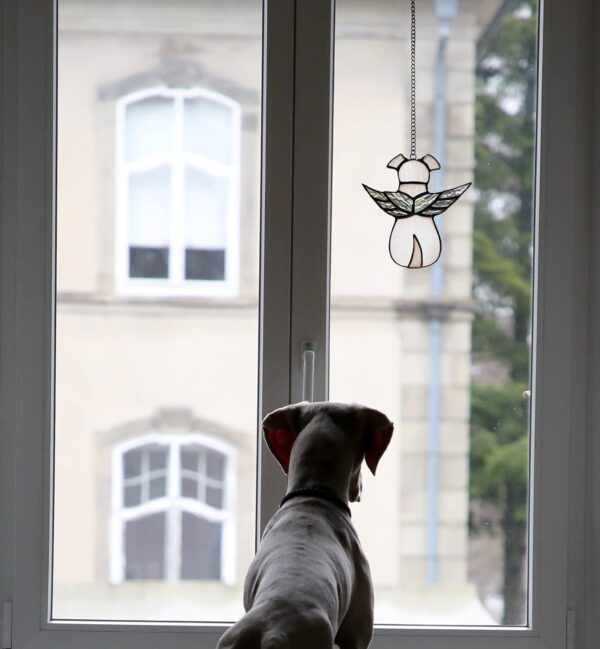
[471,0,538,625]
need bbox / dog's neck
[280,485,352,517]
[286,422,357,503]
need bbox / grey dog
[216,401,394,649]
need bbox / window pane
[125,97,174,162]
[123,448,142,479]
[124,444,168,479]
[185,249,225,281]
[180,512,222,580]
[180,447,200,472]
[330,0,538,627]
[129,246,169,279]
[206,448,225,481]
[181,476,198,500]
[124,512,166,580]
[149,477,166,500]
[149,447,168,471]
[184,97,233,164]
[124,484,141,507]
[206,485,224,509]
[128,166,171,248]
[179,446,226,506]
[54,0,261,623]
[185,167,228,248]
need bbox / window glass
[330,0,538,627]
[54,0,261,622]
[123,444,168,505]
[125,96,174,162]
[185,168,228,247]
[179,445,226,507]
[128,167,171,250]
[181,513,222,580]
[125,513,167,580]
[184,97,233,164]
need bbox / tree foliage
[470,0,538,624]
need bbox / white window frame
[110,433,236,586]
[0,0,598,648]
[115,87,241,298]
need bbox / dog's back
[217,498,363,649]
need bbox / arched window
[115,88,241,297]
[110,434,236,584]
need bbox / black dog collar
[280,485,352,518]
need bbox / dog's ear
[421,154,441,171]
[362,407,394,476]
[387,153,407,170]
[262,404,303,474]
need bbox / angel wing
[363,182,471,219]
[417,183,471,217]
[362,185,414,218]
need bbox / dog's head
[262,401,394,502]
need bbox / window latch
[567,609,576,649]
[2,602,12,649]
[302,342,316,403]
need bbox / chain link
[410,0,417,159]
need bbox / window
[1,0,596,648]
[116,88,241,296]
[111,435,235,584]
[50,1,260,626]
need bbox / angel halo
[363,153,470,268]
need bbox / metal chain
[410,0,417,159]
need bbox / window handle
[302,343,316,403]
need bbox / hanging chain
[410,0,417,159]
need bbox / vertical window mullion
[221,449,236,585]
[288,0,334,403]
[140,448,149,504]
[199,449,206,503]
[166,441,180,582]
[115,98,128,287]
[171,94,185,283]
[110,449,124,583]
[258,0,334,534]
[257,0,297,535]
[227,103,241,291]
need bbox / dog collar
[280,486,352,518]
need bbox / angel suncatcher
[363,154,470,268]
[363,0,470,269]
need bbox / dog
[216,401,394,649]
